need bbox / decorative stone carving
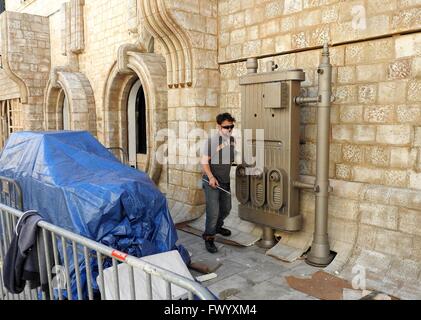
[60,0,85,56]
[139,0,192,88]
[70,0,85,54]
[139,28,154,53]
[60,2,70,56]
[117,44,146,74]
[50,66,69,89]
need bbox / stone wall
[221,36,421,186]
[160,0,220,222]
[0,70,20,101]
[7,0,138,138]
[219,0,421,298]
[218,0,420,62]
[0,11,51,131]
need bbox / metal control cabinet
[236,67,305,231]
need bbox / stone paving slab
[234,279,314,300]
[266,241,307,262]
[178,230,321,300]
[237,261,288,284]
[207,274,255,300]
[233,282,283,300]
[200,259,247,287]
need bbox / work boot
[205,239,218,253]
[216,227,231,237]
[203,236,218,253]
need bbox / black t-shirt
[201,133,235,184]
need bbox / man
[200,113,236,253]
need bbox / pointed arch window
[127,79,147,167]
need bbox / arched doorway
[44,71,96,135]
[103,52,167,183]
[127,79,147,168]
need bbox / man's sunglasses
[221,125,235,130]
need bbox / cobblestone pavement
[177,230,321,300]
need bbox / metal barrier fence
[0,177,215,300]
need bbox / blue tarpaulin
[0,131,189,298]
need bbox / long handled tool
[202,178,232,195]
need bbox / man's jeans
[202,177,232,237]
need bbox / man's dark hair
[216,113,236,125]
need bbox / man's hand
[209,176,219,189]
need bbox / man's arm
[201,155,219,188]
